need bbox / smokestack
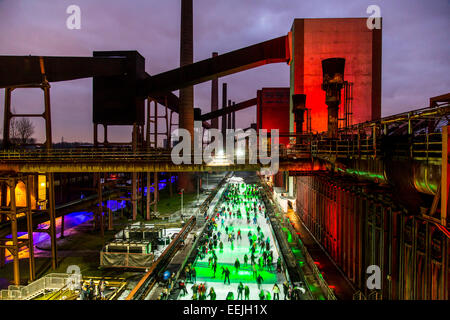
[221,83,227,139]
[211,52,219,129]
[321,58,345,139]
[227,100,232,130]
[232,102,236,130]
[179,0,194,138]
[178,0,194,192]
[193,108,202,121]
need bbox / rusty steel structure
[290,97,450,300]
[296,174,449,300]
[0,175,36,285]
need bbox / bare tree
[11,118,35,145]
[9,118,19,144]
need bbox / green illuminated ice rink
[178,179,287,300]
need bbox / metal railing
[0,104,446,165]
[125,215,196,300]
[0,273,72,300]
[0,134,441,164]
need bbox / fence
[100,251,155,269]
[0,273,72,300]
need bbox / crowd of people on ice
[158,181,304,300]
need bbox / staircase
[0,273,73,300]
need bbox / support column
[441,126,449,226]
[103,125,108,146]
[42,82,52,150]
[25,175,35,282]
[47,173,58,270]
[60,215,65,239]
[154,172,159,213]
[3,88,12,149]
[98,174,104,237]
[145,98,152,221]
[169,173,173,197]
[9,179,20,286]
[154,101,158,148]
[132,124,138,220]
[146,172,151,220]
[93,123,98,147]
[132,172,137,221]
[0,183,6,268]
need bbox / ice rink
[178,180,287,300]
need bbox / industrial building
[0,0,448,303]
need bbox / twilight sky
[0,0,449,143]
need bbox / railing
[0,133,441,163]
[353,291,366,300]
[0,102,447,165]
[125,215,196,300]
[0,147,173,161]
[0,273,72,300]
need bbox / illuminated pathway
[178,178,287,300]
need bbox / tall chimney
[221,83,227,139]
[227,100,232,130]
[232,102,236,130]
[211,52,219,129]
[178,0,194,192]
[179,0,194,138]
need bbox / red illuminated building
[290,18,382,133]
[256,87,291,146]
